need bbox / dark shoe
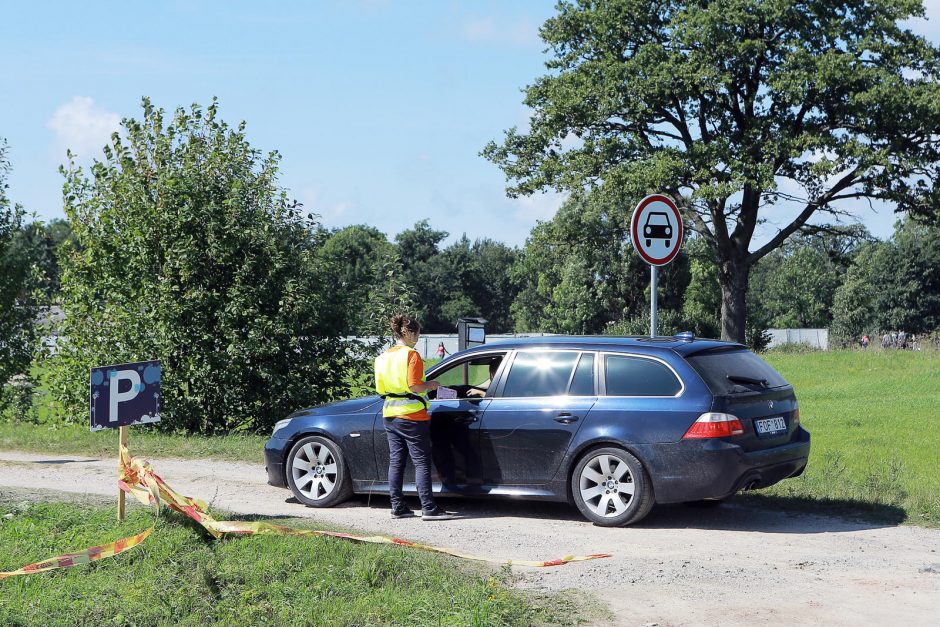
[391,506,415,519]
[422,507,457,521]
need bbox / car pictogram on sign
[643,211,673,248]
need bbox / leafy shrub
[43,99,363,434]
[0,374,36,422]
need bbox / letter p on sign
[90,360,162,431]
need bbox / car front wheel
[286,435,353,507]
[571,447,654,526]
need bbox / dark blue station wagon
[264,335,811,526]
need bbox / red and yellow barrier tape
[1,447,611,579]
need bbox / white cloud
[46,96,121,159]
[512,190,567,223]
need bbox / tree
[318,224,397,334]
[16,218,74,302]
[395,220,450,331]
[511,190,688,334]
[830,242,882,343]
[437,236,519,333]
[831,217,940,343]
[46,99,359,433]
[681,236,722,338]
[748,228,868,328]
[0,139,37,387]
[485,0,940,342]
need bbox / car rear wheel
[571,447,654,526]
[286,435,353,507]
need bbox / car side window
[567,353,595,396]
[430,353,506,398]
[500,351,579,398]
[605,355,681,396]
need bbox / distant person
[436,342,447,360]
[890,331,898,348]
[861,334,870,349]
[898,330,907,350]
[374,314,455,521]
[882,332,891,349]
[911,334,918,351]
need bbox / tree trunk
[718,261,750,344]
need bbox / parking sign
[90,360,162,431]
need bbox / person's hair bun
[390,313,420,338]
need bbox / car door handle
[554,413,579,424]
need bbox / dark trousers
[385,417,436,512]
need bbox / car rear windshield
[685,349,789,395]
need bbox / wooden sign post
[90,360,162,522]
[118,425,129,521]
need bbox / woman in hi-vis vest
[374,314,456,520]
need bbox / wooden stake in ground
[118,425,128,521]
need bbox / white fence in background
[766,328,829,350]
[357,329,830,358]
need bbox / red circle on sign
[630,194,684,266]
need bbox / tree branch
[748,166,862,264]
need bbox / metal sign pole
[650,265,658,337]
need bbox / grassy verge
[759,349,940,526]
[0,422,266,463]
[0,499,579,626]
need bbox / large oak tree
[485,0,940,341]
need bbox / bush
[0,139,38,388]
[43,99,362,434]
[607,309,716,338]
[0,374,36,422]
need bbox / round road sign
[630,194,684,266]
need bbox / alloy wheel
[290,441,338,500]
[578,453,636,518]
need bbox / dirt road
[1,450,938,626]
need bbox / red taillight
[683,413,744,439]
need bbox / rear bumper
[637,426,811,503]
[264,437,288,488]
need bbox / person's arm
[409,380,439,393]
[406,352,439,393]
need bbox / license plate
[755,416,787,435]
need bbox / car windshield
[685,349,789,395]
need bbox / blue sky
[2,0,939,247]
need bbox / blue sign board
[90,360,162,431]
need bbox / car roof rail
[674,331,695,341]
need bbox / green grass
[0,500,576,626]
[756,349,940,526]
[0,422,266,463]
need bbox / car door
[478,350,596,485]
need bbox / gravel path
[1,450,938,626]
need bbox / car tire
[571,447,654,527]
[665,239,670,248]
[286,435,353,507]
[645,238,651,247]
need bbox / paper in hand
[436,386,457,400]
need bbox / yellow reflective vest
[374,346,428,418]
